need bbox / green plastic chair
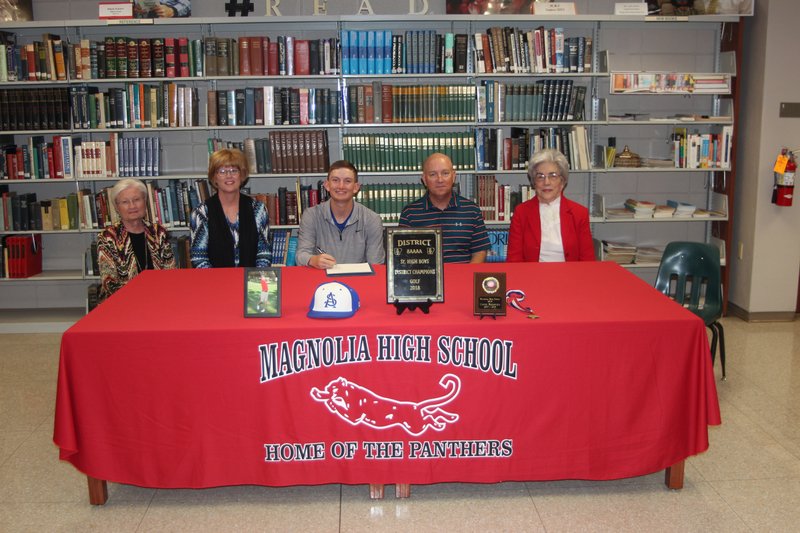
[655,241,726,380]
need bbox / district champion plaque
[386,227,444,304]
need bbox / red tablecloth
[54,262,720,488]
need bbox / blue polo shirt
[399,193,490,263]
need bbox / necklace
[130,232,150,272]
[135,244,150,272]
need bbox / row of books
[0,33,346,82]
[341,30,468,75]
[1,134,160,180]
[0,88,71,132]
[611,73,731,94]
[0,34,66,82]
[474,175,529,223]
[0,234,42,278]
[208,86,341,127]
[2,135,76,180]
[478,79,587,123]
[267,228,298,266]
[215,36,341,77]
[474,27,592,75]
[344,83,476,124]
[1,190,98,232]
[69,83,199,130]
[485,229,509,263]
[0,36,196,82]
[236,130,329,175]
[672,126,733,169]
[342,132,475,173]
[357,182,426,223]
[475,125,592,172]
[0,27,594,82]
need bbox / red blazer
[506,195,595,262]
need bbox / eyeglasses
[217,167,241,176]
[116,197,144,207]
[532,172,562,183]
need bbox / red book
[238,37,251,76]
[482,34,493,73]
[249,37,263,75]
[293,40,310,76]
[15,150,24,178]
[52,136,64,179]
[46,145,56,179]
[25,44,37,81]
[503,138,512,170]
[381,84,393,123]
[4,152,13,180]
[164,38,176,78]
[260,36,277,75]
[267,42,279,75]
[254,87,264,126]
[299,88,309,125]
[178,37,190,77]
[1,193,9,231]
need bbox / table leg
[87,476,108,505]
[664,460,685,489]
[369,484,385,499]
[395,483,411,498]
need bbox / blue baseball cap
[308,281,360,319]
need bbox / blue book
[358,31,368,75]
[367,30,376,75]
[349,31,359,75]
[383,31,392,75]
[484,80,495,123]
[285,235,298,266]
[374,30,384,75]
[340,30,350,75]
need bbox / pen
[316,246,327,255]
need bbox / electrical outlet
[738,242,744,260]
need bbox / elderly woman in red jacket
[507,148,595,262]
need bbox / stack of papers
[605,207,634,219]
[624,198,656,218]
[326,263,374,276]
[635,246,665,265]
[653,204,676,218]
[603,241,636,264]
[667,200,697,217]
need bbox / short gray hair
[527,148,570,188]
[110,178,147,207]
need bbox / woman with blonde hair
[190,148,272,268]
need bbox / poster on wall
[134,0,192,18]
[0,0,33,21]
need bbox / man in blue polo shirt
[399,153,489,263]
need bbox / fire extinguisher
[776,152,796,207]
[772,148,795,206]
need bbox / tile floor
[1,316,800,531]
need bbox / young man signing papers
[295,160,386,269]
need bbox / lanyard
[505,290,539,319]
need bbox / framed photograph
[446,0,533,15]
[0,0,33,21]
[133,0,192,19]
[244,268,281,318]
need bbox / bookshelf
[0,14,741,311]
